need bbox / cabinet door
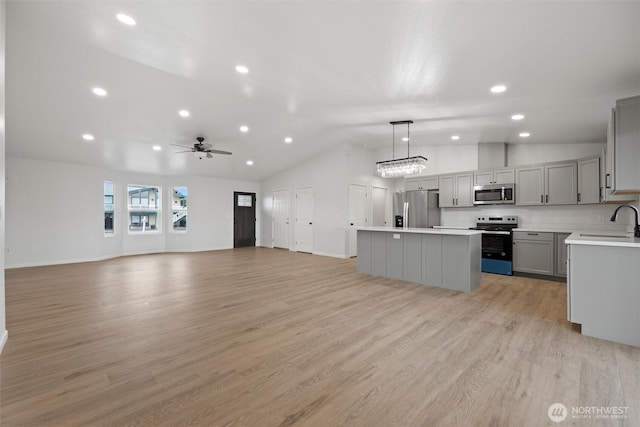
[404,179,421,191]
[474,171,493,186]
[516,167,544,205]
[422,176,439,190]
[555,233,570,277]
[494,168,515,184]
[438,176,456,207]
[545,162,577,205]
[456,174,473,207]
[606,107,616,192]
[614,96,640,193]
[513,239,554,275]
[577,158,600,204]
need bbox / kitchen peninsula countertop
[566,232,640,248]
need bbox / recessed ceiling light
[246,160,254,166]
[116,13,136,26]
[511,114,525,121]
[235,65,249,74]
[239,125,249,133]
[402,137,409,142]
[519,132,531,138]
[179,110,190,117]
[284,137,293,144]
[490,85,507,93]
[82,134,94,141]
[451,135,460,141]
[152,145,162,151]
[92,87,107,96]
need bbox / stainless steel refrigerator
[393,190,440,228]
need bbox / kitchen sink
[579,233,634,239]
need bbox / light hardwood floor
[1,248,638,426]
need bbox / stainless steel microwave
[473,183,515,205]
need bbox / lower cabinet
[513,231,555,275]
[555,233,571,277]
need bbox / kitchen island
[566,232,640,347]
[357,227,482,292]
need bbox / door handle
[540,195,544,203]
[605,173,611,189]
[545,194,549,203]
[577,193,581,202]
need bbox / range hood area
[477,142,508,170]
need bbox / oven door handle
[480,230,512,235]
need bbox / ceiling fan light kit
[376,120,428,178]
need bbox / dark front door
[234,192,256,248]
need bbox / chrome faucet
[609,204,640,238]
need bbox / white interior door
[295,187,314,253]
[272,189,290,249]
[348,184,368,257]
[372,186,388,227]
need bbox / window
[128,185,161,233]
[172,187,188,231]
[104,181,114,234]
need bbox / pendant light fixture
[376,120,427,178]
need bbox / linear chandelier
[376,120,427,178]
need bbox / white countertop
[357,226,482,236]
[566,232,640,248]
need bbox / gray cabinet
[516,162,577,206]
[356,229,481,292]
[474,168,515,185]
[577,158,600,204]
[405,176,438,191]
[568,242,640,347]
[555,233,570,277]
[439,173,473,207]
[600,147,636,203]
[512,231,555,275]
[609,95,640,194]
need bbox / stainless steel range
[470,216,518,275]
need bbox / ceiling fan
[172,137,232,159]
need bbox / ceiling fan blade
[170,144,194,149]
[206,153,213,159]
[206,149,233,155]
[174,150,194,153]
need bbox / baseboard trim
[0,330,8,354]
[312,251,349,259]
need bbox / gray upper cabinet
[546,162,577,205]
[473,168,515,186]
[405,176,439,191]
[577,157,600,204]
[516,162,577,205]
[439,173,473,207]
[610,95,640,194]
[515,166,545,205]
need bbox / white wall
[5,157,260,267]
[0,0,7,352]
[507,143,603,166]
[260,143,390,258]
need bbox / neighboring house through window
[128,185,161,232]
[104,181,114,235]
[172,187,188,231]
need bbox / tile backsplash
[441,203,638,232]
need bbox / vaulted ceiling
[6,1,640,180]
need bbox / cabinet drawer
[513,231,554,242]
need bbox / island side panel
[387,232,404,280]
[403,233,423,284]
[371,232,387,277]
[356,230,372,274]
[442,234,481,292]
[422,234,443,287]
